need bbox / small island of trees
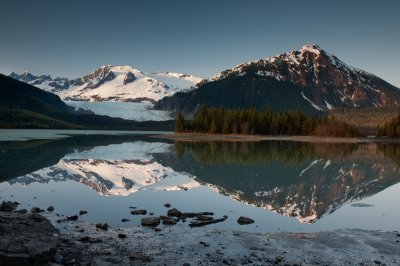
[175,106,360,137]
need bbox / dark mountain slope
[0,73,72,115]
[156,73,317,114]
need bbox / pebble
[118,233,127,238]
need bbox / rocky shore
[1,201,400,265]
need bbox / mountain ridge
[9,65,203,103]
[154,44,400,115]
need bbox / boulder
[167,208,182,217]
[161,216,177,225]
[0,212,59,265]
[0,201,18,212]
[141,217,161,227]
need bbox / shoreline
[57,221,400,265]
[152,133,399,143]
[1,211,399,265]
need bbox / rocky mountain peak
[123,71,137,85]
[300,44,322,52]
[155,45,400,114]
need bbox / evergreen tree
[209,120,218,134]
[175,111,185,133]
[222,116,230,134]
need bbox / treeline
[378,112,400,138]
[329,107,399,136]
[175,106,359,137]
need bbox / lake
[1,130,399,233]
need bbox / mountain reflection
[159,141,400,223]
[3,136,400,225]
[0,134,166,182]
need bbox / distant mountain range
[10,66,202,103]
[155,44,400,114]
[7,44,400,120]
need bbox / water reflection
[0,134,168,181]
[162,141,400,223]
[1,135,400,227]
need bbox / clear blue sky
[1,0,399,86]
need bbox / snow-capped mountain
[155,44,400,114]
[9,65,203,103]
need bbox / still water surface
[0,130,399,232]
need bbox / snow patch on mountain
[301,92,323,111]
[149,72,203,91]
[256,70,285,81]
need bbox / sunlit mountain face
[157,141,400,223]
